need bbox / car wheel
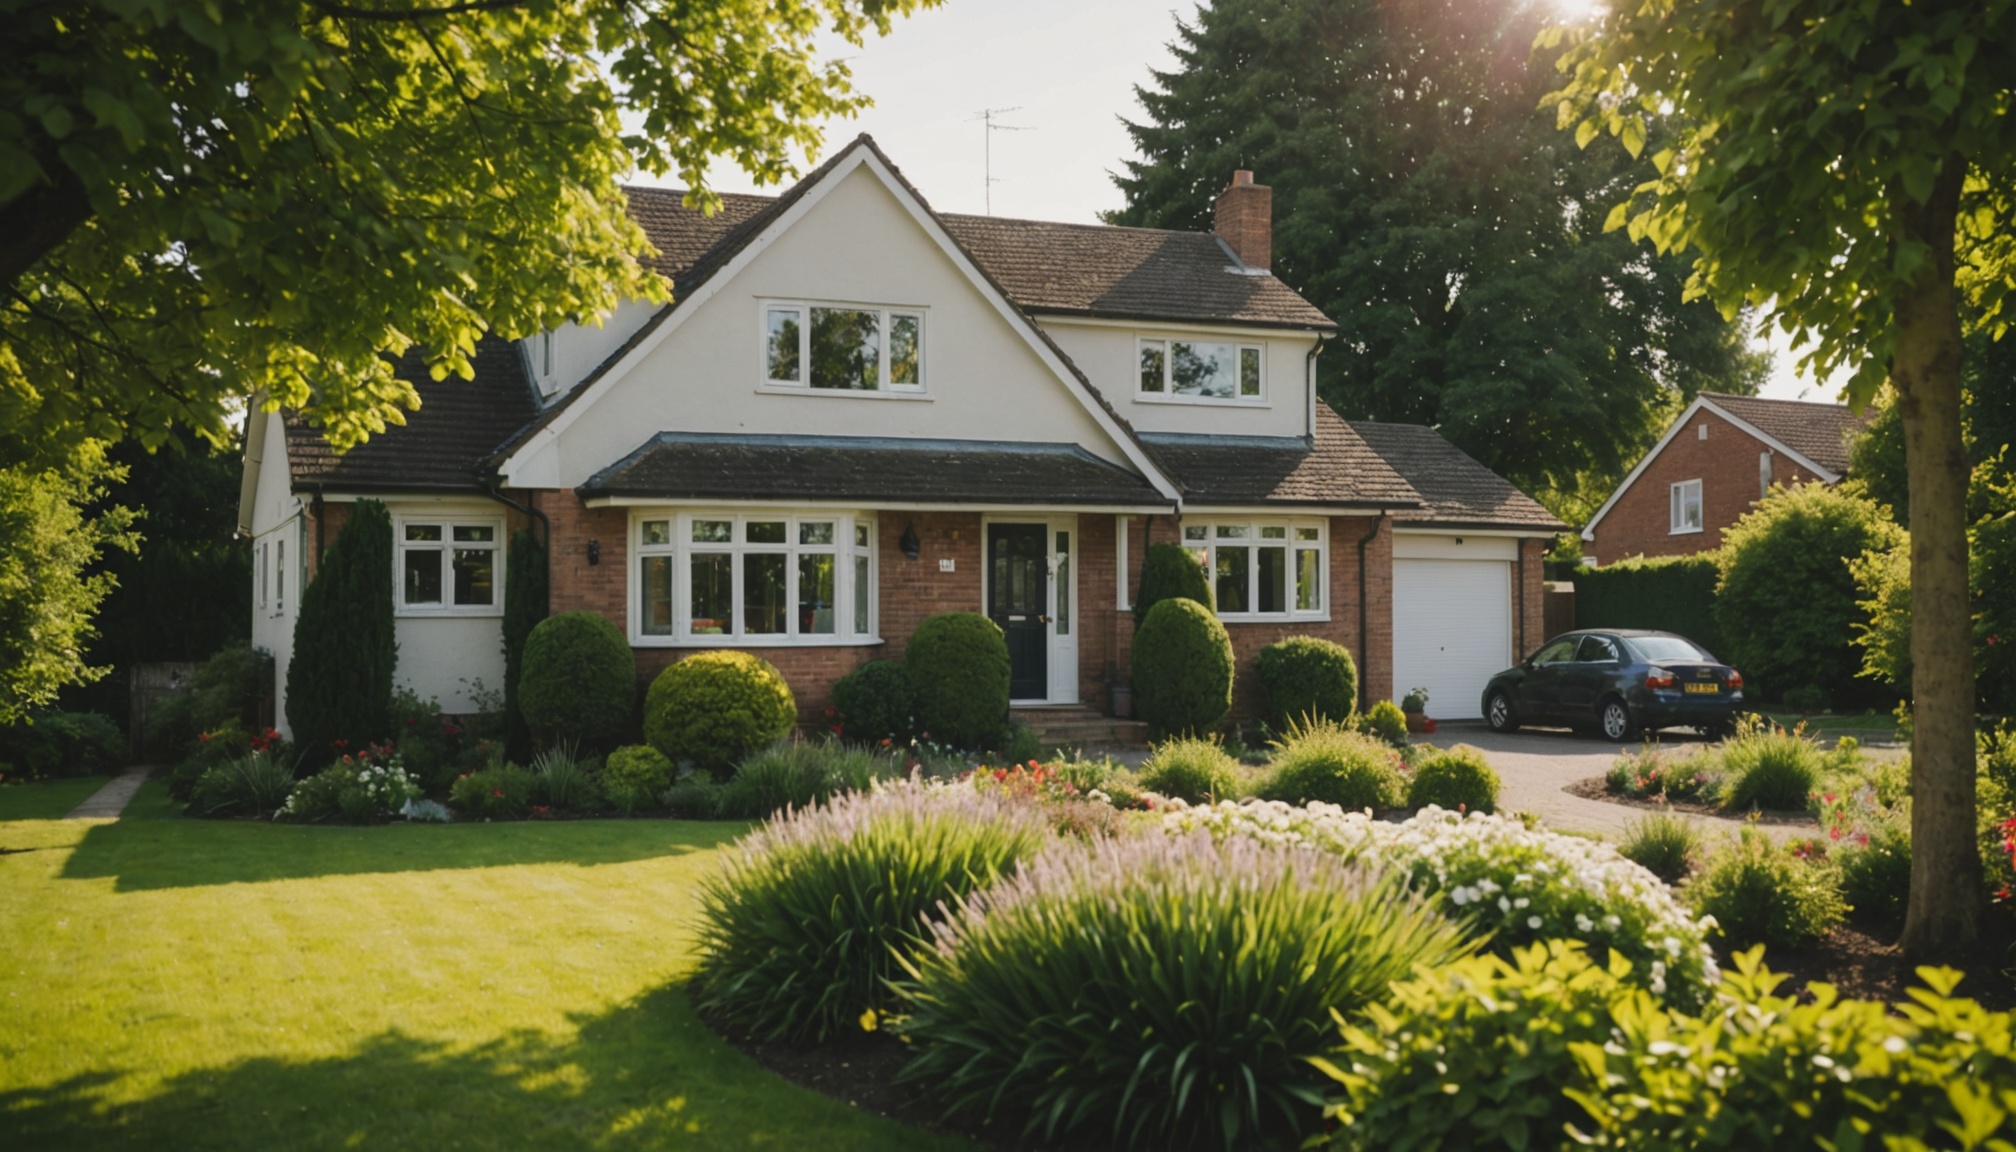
[1598,697,1636,743]
[1697,719,1735,742]
[1485,691,1520,734]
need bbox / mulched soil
[1565,776,1818,826]
[1740,920,2016,1013]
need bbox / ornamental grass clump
[713,739,900,820]
[1685,826,1845,950]
[1166,802,1719,1008]
[1619,809,1703,885]
[191,748,298,818]
[1137,735,1241,803]
[1718,723,1823,812]
[693,780,1050,1043]
[1256,719,1404,810]
[895,833,1471,1152]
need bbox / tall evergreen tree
[1112,0,1763,515]
[286,499,395,761]
[502,528,550,760]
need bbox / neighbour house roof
[1694,391,1864,476]
[1139,406,1419,509]
[284,335,537,494]
[578,433,1171,508]
[1346,421,1569,531]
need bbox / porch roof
[578,432,1175,508]
[1139,406,1421,509]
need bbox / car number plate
[1683,682,1720,695]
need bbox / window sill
[397,608,505,620]
[757,384,932,401]
[1134,394,1269,408]
[1217,613,1331,625]
[1667,526,1705,536]
[632,635,887,648]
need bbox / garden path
[64,766,153,819]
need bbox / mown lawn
[0,775,110,821]
[0,782,970,1151]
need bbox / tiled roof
[1140,406,1421,508]
[1700,392,1864,475]
[1347,421,1568,531]
[579,433,1172,507]
[285,336,537,493]
[621,187,780,295]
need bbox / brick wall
[1587,407,1829,564]
[1518,536,1548,660]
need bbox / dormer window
[1138,338,1262,402]
[764,302,924,392]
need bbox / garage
[1391,534,1515,721]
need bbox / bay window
[764,301,924,392]
[396,517,502,615]
[635,512,877,644]
[1181,520,1326,619]
[1138,337,1263,401]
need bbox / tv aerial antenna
[973,107,1033,215]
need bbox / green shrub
[1719,725,1823,811]
[1837,817,1912,932]
[1407,744,1500,813]
[529,743,602,813]
[1619,809,1702,885]
[1255,635,1358,728]
[0,710,124,779]
[714,739,899,821]
[643,650,796,773]
[449,764,538,820]
[1715,483,1902,702]
[1001,721,1042,764]
[501,527,549,759]
[1572,553,1724,657]
[1686,827,1845,950]
[904,612,1010,748]
[287,498,396,761]
[1131,541,1212,626]
[190,750,297,818]
[278,751,422,823]
[1257,720,1404,810]
[149,641,273,759]
[1781,683,1828,714]
[693,781,1051,1042]
[602,745,673,815]
[897,834,1470,1151]
[1605,742,1719,802]
[517,611,635,748]
[1137,736,1240,803]
[1131,597,1233,739]
[1351,699,1409,747]
[662,775,721,819]
[830,660,914,745]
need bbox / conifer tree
[286,499,395,761]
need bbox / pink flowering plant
[1604,741,1718,802]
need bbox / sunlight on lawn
[0,784,969,1151]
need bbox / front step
[1010,705,1149,751]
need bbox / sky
[632,0,1846,404]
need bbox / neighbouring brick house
[1580,392,1867,566]
[240,136,1562,731]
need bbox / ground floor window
[396,516,502,615]
[633,511,876,644]
[1180,519,1326,619]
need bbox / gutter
[1304,335,1329,446]
[1356,510,1387,712]
[484,480,552,555]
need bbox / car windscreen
[1626,636,1712,663]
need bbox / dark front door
[988,523,1049,700]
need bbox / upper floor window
[398,517,502,615]
[1670,479,1703,535]
[1180,520,1325,619]
[1138,338,1262,402]
[634,511,877,645]
[765,302,923,392]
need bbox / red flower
[491,788,504,798]
[197,732,211,743]
[406,718,415,727]
[333,739,349,750]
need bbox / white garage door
[1392,558,1513,720]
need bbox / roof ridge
[1701,390,1847,409]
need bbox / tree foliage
[286,498,395,759]
[1111,0,1761,513]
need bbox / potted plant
[1400,687,1433,734]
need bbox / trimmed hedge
[1572,553,1723,658]
[644,651,796,773]
[1132,541,1212,626]
[831,660,915,745]
[517,611,634,747]
[1132,597,1234,739]
[905,613,1010,748]
[1256,636,1357,727]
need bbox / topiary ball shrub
[694,780,1051,1042]
[1353,699,1410,747]
[1719,725,1823,812]
[904,613,1010,749]
[1137,736,1240,803]
[1131,597,1233,740]
[644,651,797,775]
[831,660,915,745]
[1256,720,1404,810]
[1255,635,1357,728]
[517,611,635,748]
[1132,541,1212,626]
[1685,827,1846,950]
[895,833,1471,1151]
[1407,744,1501,813]
[603,744,673,814]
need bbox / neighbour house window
[1759,451,1773,498]
[764,302,924,392]
[397,518,502,614]
[1137,338,1262,401]
[634,512,877,644]
[276,539,285,614]
[1670,480,1703,535]
[1180,520,1325,619]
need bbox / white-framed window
[1138,337,1263,402]
[396,516,503,615]
[1180,519,1327,619]
[633,511,878,645]
[275,538,286,614]
[763,301,924,392]
[1759,451,1774,498]
[1670,480,1704,535]
[257,542,268,611]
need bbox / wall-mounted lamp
[899,523,921,560]
[587,539,601,566]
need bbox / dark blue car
[1480,629,1745,742]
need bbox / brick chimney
[1214,169,1272,271]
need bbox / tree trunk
[1895,153,1982,959]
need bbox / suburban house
[1580,392,1866,566]
[239,136,1563,732]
